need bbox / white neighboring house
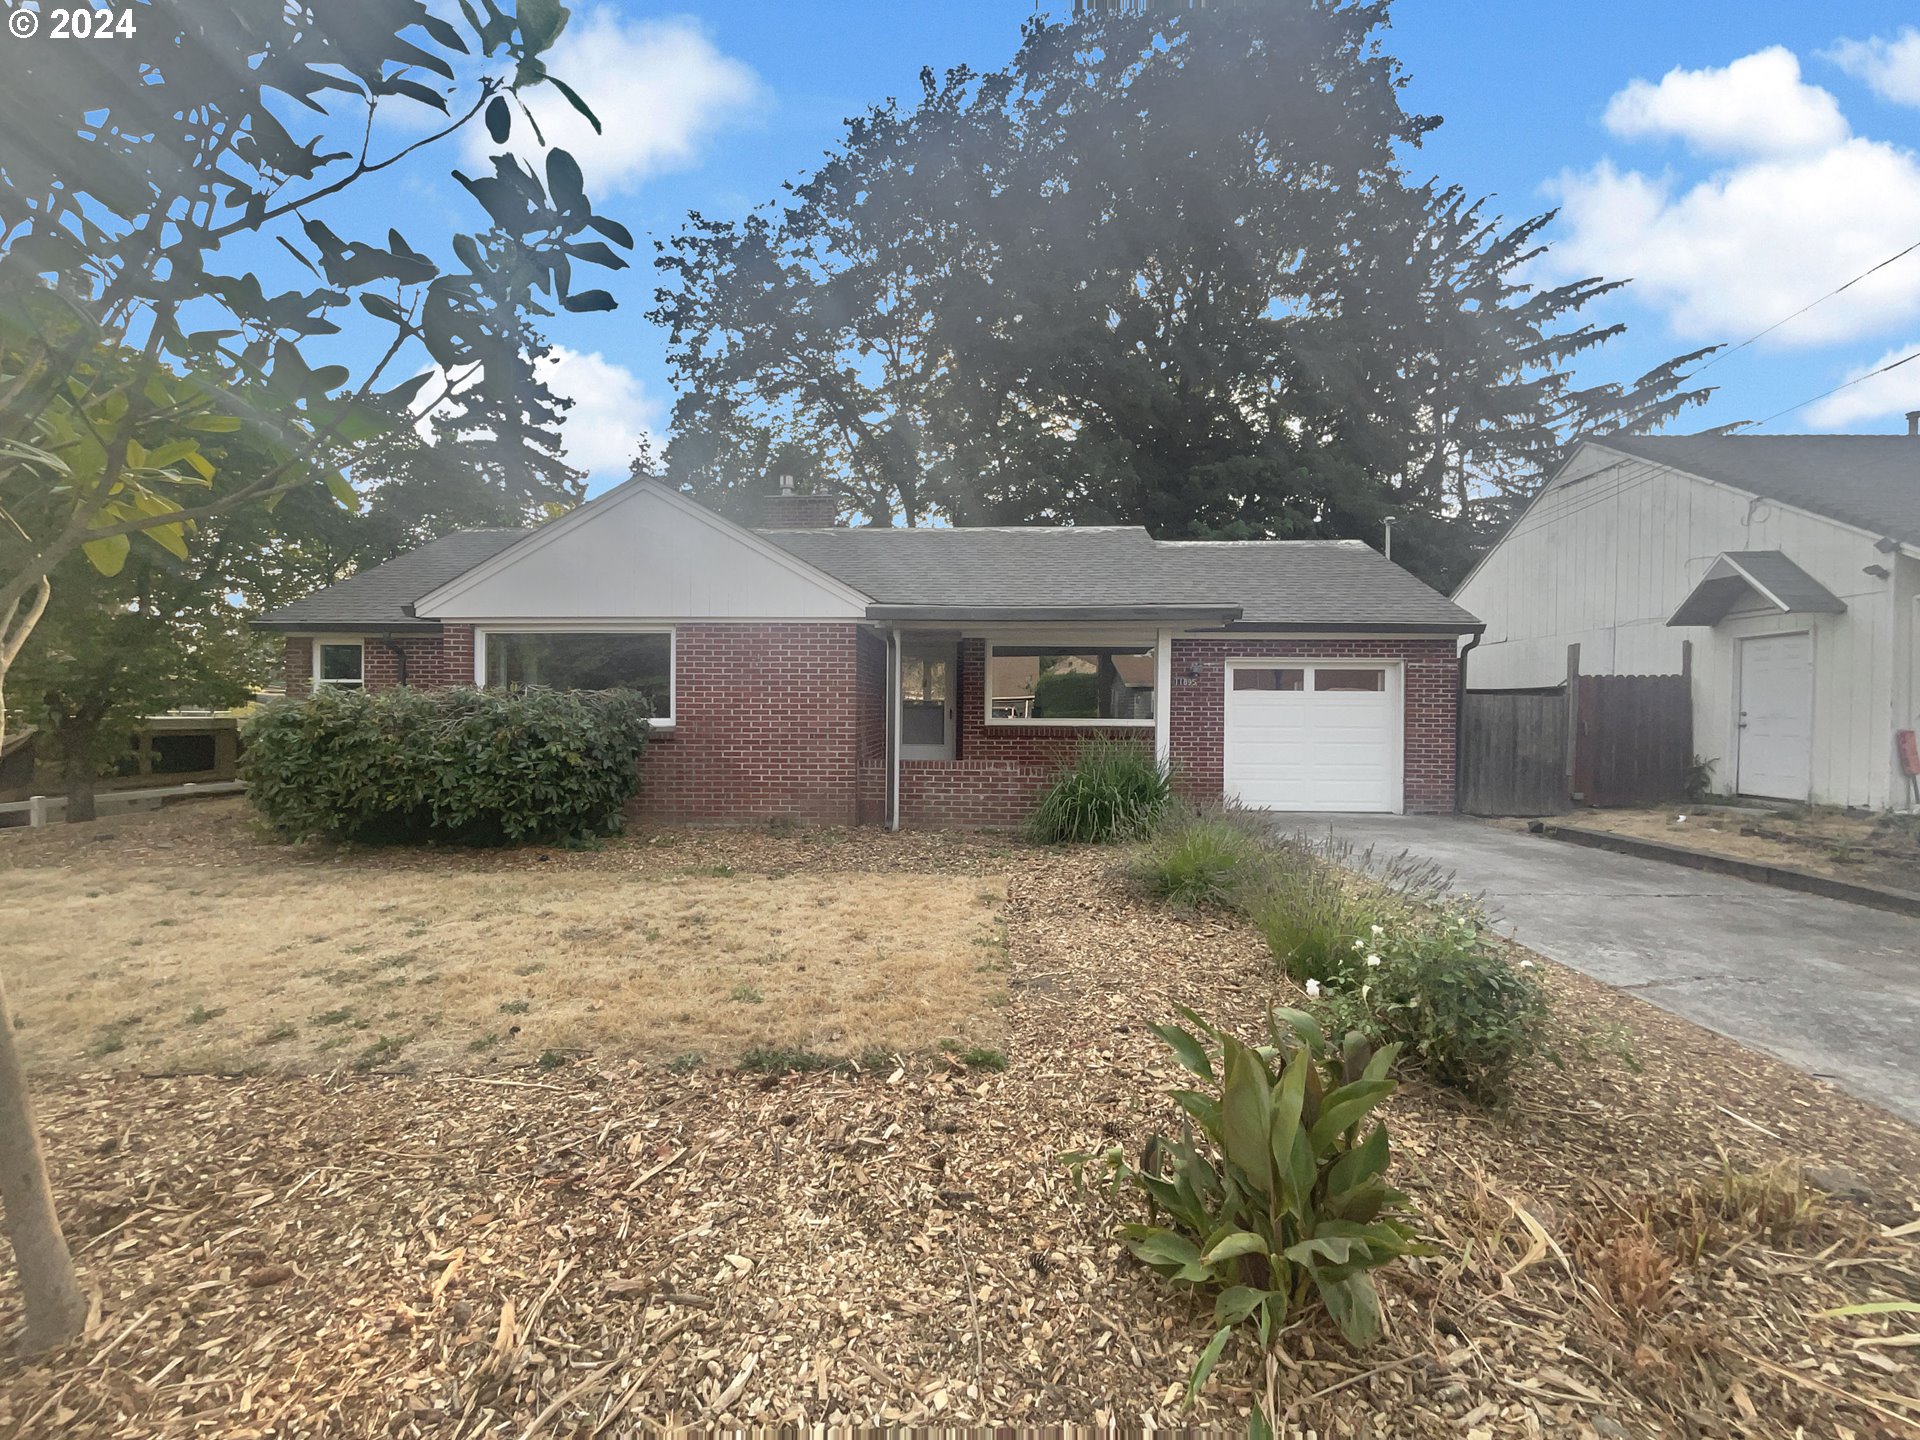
[1454,433,1920,810]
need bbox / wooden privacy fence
[1460,646,1693,815]
[1572,672,1691,807]
[1459,689,1568,816]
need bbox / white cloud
[538,347,663,477]
[469,9,763,193]
[410,348,662,480]
[1803,342,1920,427]
[1602,47,1848,156]
[1826,28,1920,107]
[1546,126,1920,345]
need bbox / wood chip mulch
[0,824,1916,1438]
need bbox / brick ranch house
[254,479,1484,827]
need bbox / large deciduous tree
[652,0,1710,584]
[0,0,630,1351]
[7,552,261,822]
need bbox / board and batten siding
[1455,443,1917,809]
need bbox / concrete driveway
[1270,814,1920,1127]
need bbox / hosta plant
[1068,1008,1425,1411]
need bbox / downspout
[1453,630,1482,814]
[379,632,409,687]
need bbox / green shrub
[1067,1007,1423,1417]
[1130,805,1269,910]
[1027,736,1170,844]
[1315,907,1548,1103]
[243,686,651,846]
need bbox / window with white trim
[314,641,364,689]
[484,631,673,722]
[986,643,1155,723]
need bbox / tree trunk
[0,592,88,1353]
[61,750,97,825]
[0,978,85,1352]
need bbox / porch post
[1153,627,1174,772]
[886,627,903,831]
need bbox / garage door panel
[1224,663,1399,813]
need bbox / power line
[1737,345,1920,432]
[1693,238,1920,379]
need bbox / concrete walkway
[1270,814,1920,1127]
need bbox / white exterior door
[900,641,956,761]
[1737,633,1813,801]
[1223,662,1400,812]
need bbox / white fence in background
[0,780,247,827]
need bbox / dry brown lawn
[0,800,1011,1075]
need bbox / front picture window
[987,645,1154,721]
[485,631,673,720]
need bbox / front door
[1737,633,1813,801]
[901,641,956,760]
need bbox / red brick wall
[283,637,313,697]
[898,759,1058,828]
[281,624,867,825]
[280,627,475,697]
[1169,636,1459,813]
[631,623,863,825]
[854,628,887,825]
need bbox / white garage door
[1224,662,1400,812]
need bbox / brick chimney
[1907,409,1919,436]
[758,475,838,529]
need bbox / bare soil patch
[1561,804,1920,894]
[0,809,1916,1437]
[1,800,1011,1076]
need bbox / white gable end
[414,482,869,621]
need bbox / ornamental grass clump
[1314,906,1549,1103]
[1129,804,1269,910]
[1242,836,1452,985]
[243,685,651,846]
[1066,1007,1424,1418]
[1026,736,1171,843]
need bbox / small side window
[315,642,364,689]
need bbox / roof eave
[864,603,1243,623]
[1216,619,1484,635]
[249,618,442,635]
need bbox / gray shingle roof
[1148,540,1482,628]
[1668,550,1847,627]
[252,529,529,632]
[255,511,1479,633]
[763,526,1480,630]
[1597,434,1920,542]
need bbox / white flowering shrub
[1314,907,1549,1103]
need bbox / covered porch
[872,621,1189,830]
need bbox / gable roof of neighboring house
[1596,434,1920,543]
[255,481,1481,633]
[252,529,528,632]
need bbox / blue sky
[306,1,1920,492]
